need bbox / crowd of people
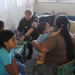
[0,9,75,75]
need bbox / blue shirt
[0,47,14,75]
[33,32,50,55]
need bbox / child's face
[5,35,17,50]
[44,23,51,33]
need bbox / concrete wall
[34,2,75,16]
[0,0,34,30]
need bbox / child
[33,22,61,64]
[0,20,24,64]
[0,30,25,75]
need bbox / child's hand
[58,28,62,33]
[49,28,62,37]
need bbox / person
[0,20,24,64]
[32,15,75,75]
[0,21,26,75]
[33,22,61,64]
[16,9,39,59]
[0,20,4,31]
[0,30,26,75]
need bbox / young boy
[0,21,26,75]
[0,20,24,63]
[33,22,61,64]
[0,30,21,75]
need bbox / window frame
[37,0,75,3]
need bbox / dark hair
[37,22,48,34]
[0,20,4,31]
[0,30,14,48]
[56,15,74,61]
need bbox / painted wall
[0,0,34,30]
[34,2,75,16]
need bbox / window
[38,0,75,3]
[38,0,56,2]
[58,0,75,3]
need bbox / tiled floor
[25,49,37,75]
[25,58,36,75]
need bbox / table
[15,41,27,61]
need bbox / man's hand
[18,35,25,42]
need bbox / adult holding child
[32,15,75,75]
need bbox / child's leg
[16,60,26,75]
[15,53,24,64]
[6,72,22,75]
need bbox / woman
[32,15,75,75]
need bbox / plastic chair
[58,60,75,75]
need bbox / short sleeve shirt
[0,47,15,75]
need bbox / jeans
[16,59,26,75]
[6,72,22,75]
[6,59,26,75]
[15,53,24,64]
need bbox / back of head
[55,15,69,29]
[0,20,4,31]
[55,15,74,61]
[37,22,47,34]
[0,30,14,48]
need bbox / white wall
[0,0,34,30]
[34,2,75,16]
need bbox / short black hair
[37,22,48,34]
[0,20,4,31]
[0,30,14,48]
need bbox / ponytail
[60,27,74,61]
[56,15,74,61]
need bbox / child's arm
[49,28,62,37]
[5,60,18,75]
[12,58,19,75]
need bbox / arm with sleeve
[17,18,26,32]
[0,48,15,74]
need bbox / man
[17,10,39,59]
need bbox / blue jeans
[6,72,22,75]
[6,59,26,75]
[16,59,26,75]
